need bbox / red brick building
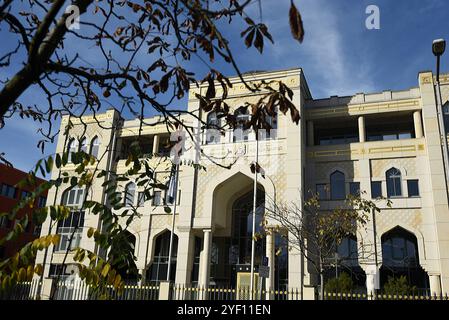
[0,163,47,259]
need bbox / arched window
[206,112,221,144]
[124,182,136,207]
[90,136,100,158]
[330,171,345,200]
[147,231,178,283]
[61,187,85,208]
[80,137,88,154]
[380,226,429,290]
[233,107,250,142]
[382,227,418,268]
[67,138,78,163]
[386,167,402,197]
[110,231,138,281]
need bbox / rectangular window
[33,225,42,236]
[0,184,17,199]
[21,190,31,200]
[54,211,84,252]
[138,192,145,207]
[371,181,382,198]
[38,196,47,208]
[316,184,327,200]
[349,182,360,196]
[152,191,162,206]
[407,180,420,197]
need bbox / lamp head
[433,39,446,57]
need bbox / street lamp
[432,39,449,202]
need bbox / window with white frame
[54,211,85,252]
[67,138,78,163]
[90,136,100,158]
[152,190,162,206]
[124,182,136,207]
[138,192,146,207]
[386,167,402,197]
[233,107,250,142]
[205,112,221,144]
[61,187,85,208]
[80,137,88,154]
[260,112,278,140]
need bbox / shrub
[324,272,354,294]
[383,276,417,295]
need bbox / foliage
[324,272,354,294]
[383,276,417,296]
[0,0,306,299]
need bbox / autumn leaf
[289,0,305,43]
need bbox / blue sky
[1,0,449,175]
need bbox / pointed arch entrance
[380,226,429,291]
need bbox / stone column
[307,121,314,146]
[413,110,424,138]
[265,230,275,299]
[429,274,442,296]
[152,134,160,155]
[358,116,366,143]
[198,229,212,299]
[175,230,195,286]
[365,266,379,299]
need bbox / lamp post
[432,39,449,201]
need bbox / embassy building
[35,68,449,299]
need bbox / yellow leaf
[51,234,61,246]
[18,268,27,282]
[101,263,110,278]
[34,264,43,276]
[87,227,95,238]
[113,274,122,289]
[27,265,34,280]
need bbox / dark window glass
[38,196,47,208]
[137,192,145,207]
[124,182,135,207]
[386,167,402,197]
[349,182,360,196]
[148,231,177,284]
[316,184,327,200]
[21,190,31,200]
[371,181,382,198]
[152,191,162,206]
[330,171,345,200]
[233,107,250,142]
[206,112,221,144]
[90,136,100,158]
[407,180,419,197]
[1,184,17,199]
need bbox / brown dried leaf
[289,0,305,43]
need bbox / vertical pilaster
[307,121,314,146]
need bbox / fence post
[39,278,54,300]
[159,281,171,300]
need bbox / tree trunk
[319,259,324,300]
